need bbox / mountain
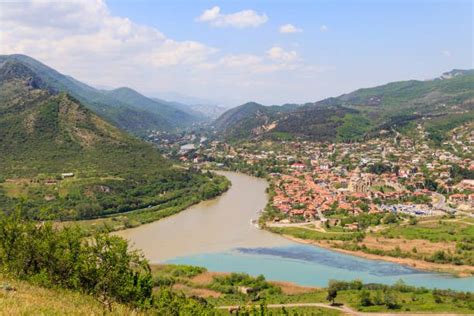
[0,54,202,135]
[0,59,225,221]
[0,59,163,175]
[104,87,201,127]
[214,70,474,142]
[150,97,227,119]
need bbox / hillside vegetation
[0,59,228,221]
[214,69,474,142]
[2,212,471,315]
[0,54,203,135]
[0,212,216,314]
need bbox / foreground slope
[0,59,228,221]
[0,275,136,315]
[0,54,202,134]
[215,70,474,142]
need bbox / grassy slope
[0,61,229,221]
[0,275,136,315]
[0,61,168,177]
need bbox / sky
[0,0,472,107]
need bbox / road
[432,192,457,214]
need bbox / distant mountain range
[214,70,474,142]
[0,54,211,135]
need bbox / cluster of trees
[367,162,395,175]
[210,273,281,297]
[0,210,213,313]
[1,170,229,221]
[450,164,474,183]
[327,280,474,311]
[336,213,384,229]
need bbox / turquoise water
[167,244,474,292]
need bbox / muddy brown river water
[115,171,291,262]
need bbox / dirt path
[217,302,465,315]
[217,302,355,314]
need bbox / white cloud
[0,0,217,77]
[197,6,221,22]
[320,24,329,32]
[266,46,299,63]
[442,50,452,57]
[219,54,263,67]
[0,0,325,106]
[279,24,302,34]
[196,6,268,28]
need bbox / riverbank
[114,171,290,262]
[59,173,231,234]
[149,264,474,314]
[275,233,474,278]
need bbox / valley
[0,54,473,315]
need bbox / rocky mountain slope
[0,54,203,135]
[214,70,474,142]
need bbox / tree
[382,212,398,224]
[359,289,373,306]
[82,235,153,310]
[326,283,338,305]
[384,291,400,309]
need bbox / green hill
[0,59,228,221]
[105,87,204,128]
[213,102,301,140]
[214,70,474,142]
[0,54,203,135]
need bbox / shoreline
[60,172,231,234]
[277,233,474,278]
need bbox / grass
[337,289,474,313]
[208,287,474,314]
[268,226,363,241]
[4,263,473,315]
[216,306,342,315]
[0,275,137,315]
[379,219,474,243]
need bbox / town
[149,122,474,223]
[146,122,474,275]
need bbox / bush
[359,289,373,306]
[384,291,401,309]
[210,273,281,296]
[0,210,217,313]
[170,265,207,278]
[0,210,152,310]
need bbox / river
[116,171,474,292]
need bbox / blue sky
[1,0,472,106]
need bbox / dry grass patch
[0,275,137,316]
[173,284,222,298]
[191,271,228,286]
[362,236,456,256]
[271,281,317,295]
